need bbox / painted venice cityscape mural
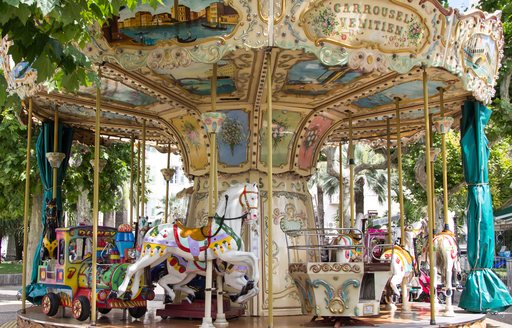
[102,0,240,46]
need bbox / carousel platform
[17,302,487,328]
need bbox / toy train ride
[38,224,155,321]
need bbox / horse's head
[217,183,259,235]
[239,183,259,224]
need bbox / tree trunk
[500,66,512,103]
[317,183,325,229]
[103,211,115,227]
[355,177,365,216]
[27,191,43,283]
[77,189,91,224]
[6,234,17,261]
[15,233,23,261]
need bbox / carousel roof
[5,0,504,177]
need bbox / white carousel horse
[330,234,356,263]
[329,214,364,263]
[118,183,260,304]
[158,255,249,304]
[380,220,425,308]
[426,229,461,316]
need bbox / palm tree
[320,144,390,228]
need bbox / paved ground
[1,286,511,327]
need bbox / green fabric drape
[459,100,512,312]
[26,121,73,303]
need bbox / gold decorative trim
[309,263,361,273]
[299,0,431,55]
[288,263,307,273]
[257,0,286,24]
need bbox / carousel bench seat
[364,262,391,272]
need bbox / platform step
[156,298,244,319]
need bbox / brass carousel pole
[386,118,392,244]
[395,99,405,247]
[339,142,344,229]
[136,140,141,220]
[212,63,228,327]
[396,98,410,312]
[164,144,171,224]
[21,98,33,314]
[52,110,59,199]
[422,68,436,325]
[267,51,274,328]
[212,63,219,210]
[141,120,146,219]
[202,63,219,328]
[91,70,102,325]
[348,112,355,229]
[129,136,134,226]
[439,88,450,230]
[430,115,436,233]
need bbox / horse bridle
[203,185,259,239]
[239,185,258,220]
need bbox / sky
[448,0,479,12]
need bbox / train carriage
[38,225,154,321]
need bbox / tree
[0,0,160,111]
[63,141,152,226]
[321,144,390,227]
[0,107,40,261]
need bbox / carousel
[4,0,511,326]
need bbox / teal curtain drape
[26,121,73,303]
[459,100,512,312]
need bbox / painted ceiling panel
[352,80,445,109]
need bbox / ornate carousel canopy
[14,0,503,177]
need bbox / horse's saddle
[437,229,456,238]
[176,219,212,242]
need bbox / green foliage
[0,262,22,273]
[0,107,39,235]
[488,139,512,209]
[63,141,133,216]
[0,0,162,111]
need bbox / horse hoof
[385,304,397,311]
[185,295,195,304]
[164,295,173,304]
[444,307,455,317]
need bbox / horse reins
[200,186,257,270]
[202,185,256,239]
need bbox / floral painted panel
[172,115,208,171]
[260,110,303,167]
[298,116,333,170]
[217,110,249,167]
[103,0,240,46]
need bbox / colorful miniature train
[38,224,154,321]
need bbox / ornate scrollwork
[289,263,307,273]
[309,263,360,273]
